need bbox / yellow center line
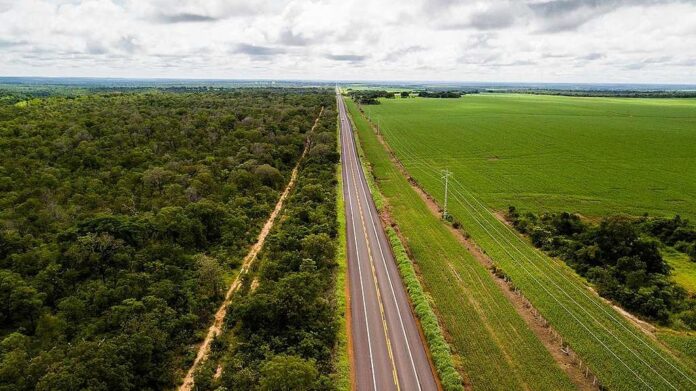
[348,131,401,391]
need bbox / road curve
[338,90,439,391]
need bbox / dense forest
[346,90,395,104]
[346,89,473,104]
[0,88,334,390]
[416,90,466,98]
[190,103,340,390]
[507,208,696,329]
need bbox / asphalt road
[338,91,439,391]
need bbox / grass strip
[386,227,464,391]
[347,99,462,390]
[350,107,464,391]
[332,113,351,390]
[345,96,576,390]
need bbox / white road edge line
[351,134,423,390]
[340,94,378,391]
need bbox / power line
[441,169,452,220]
[378,123,692,389]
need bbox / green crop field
[361,94,696,220]
[351,95,696,390]
[345,98,575,390]
[662,248,696,294]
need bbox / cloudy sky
[1,0,695,83]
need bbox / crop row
[346,98,576,390]
[369,104,696,390]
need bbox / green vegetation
[507,209,695,328]
[0,88,331,390]
[640,215,696,262]
[345,97,575,390]
[213,105,342,390]
[357,94,696,389]
[333,117,350,390]
[511,89,696,98]
[416,91,465,98]
[663,249,696,293]
[360,94,696,219]
[350,107,462,389]
[657,330,696,370]
[386,228,463,391]
[346,90,395,104]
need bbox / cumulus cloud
[235,44,285,57]
[0,0,694,83]
[154,13,218,23]
[579,52,605,61]
[325,54,368,62]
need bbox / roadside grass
[333,116,351,390]
[361,94,696,220]
[386,227,464,391]
[346,98,576,391]
[359,95,696,390]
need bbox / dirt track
[179,107,324,391]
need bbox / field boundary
[333,109,351,391]
[353,100,600,390]
[179,107,324,391]
[345,96,463,391]
[356,97,696,390]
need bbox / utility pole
[441,169,452,220]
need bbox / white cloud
[0,0,694,83]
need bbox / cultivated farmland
[362,94,696,220]
[355,94,696,390]
[345,98,576,390]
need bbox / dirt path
[179,107,323,391]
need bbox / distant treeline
[417,90,469,98]
[0,86,337,105]
[348,89,476,104]
[507,208,696,329]
[346,90,395,104]
[492,89,696,98]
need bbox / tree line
[346,89,476,104]
[0,88,333,390]
[346,90,395,104]
[192,105,341,390]
[495,89,696,98]
[507,208,696,329]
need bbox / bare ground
[178,108,323,391]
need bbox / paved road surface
[338,91,439,391]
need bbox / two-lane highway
[338,90,438,391]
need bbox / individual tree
[258,354,319,391]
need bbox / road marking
[377,115,675,390]
[340,95,378,391]
[340,93,423,389]
[354,153,423,391]
[349,134,401,391]
[341,95,400,390]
